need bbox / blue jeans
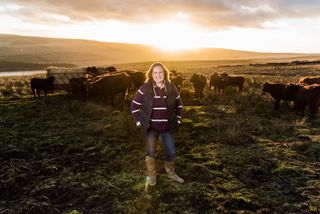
[144,129,175,162]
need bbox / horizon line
[1,33,319,55]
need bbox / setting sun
[144,20,202,51]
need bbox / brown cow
[190,73,207,99]
[221,73,245,93]
[87,72,131,104]
[298,76,320,85]
[283,83,320,118]
[30,76,55,99]
[209,72,228,95]
[262,82,295,110]
[86,73,110,83]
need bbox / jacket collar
[153,81,166,89]
[152,81,167,96]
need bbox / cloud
[1,0,320,29]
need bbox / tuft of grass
[180,87,195,105]
[68,100,82,113]
[83,122,105,136]
[214,121,254,145]
[116,110,142,138]
[224,87,238,96]
[68,210,83,214]
[1,87,15,97]
[271,162,300,176]
[78,102,111,118]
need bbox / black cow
[209,72,228,95]
[87,72,131,104]
[171,74,186,91]
[30,76,55,99]
[86,66,99,76]
[127,71,145,91]
[69,77,87,100]
[190,73,207,99]
[262,82,294,110]
[221,73,245,93]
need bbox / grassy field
[0,61,320,213]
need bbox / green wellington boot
[145,156,157,186]
[164,161,184,183]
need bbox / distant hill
[0,60,76,71]
[0,34,319,69]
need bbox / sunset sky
[0,0,319,53]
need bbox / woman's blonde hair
[145,62,171,83]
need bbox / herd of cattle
[190,72,245,99]
[262,77,320,118]
[30,70,243,101]
[31,70,141,104]
[29,69,320,118]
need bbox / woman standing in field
[131,62,184,186]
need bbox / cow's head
[48,76,55,83]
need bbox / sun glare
[63,19,202,52]
[151,41,198,52]
[144,20,202,52]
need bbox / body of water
[0,70,47,77]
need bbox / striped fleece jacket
[131,81,183,133]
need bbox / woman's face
[152,66,165,84]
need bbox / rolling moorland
[1,34,320,71]
[0,60,320,213]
